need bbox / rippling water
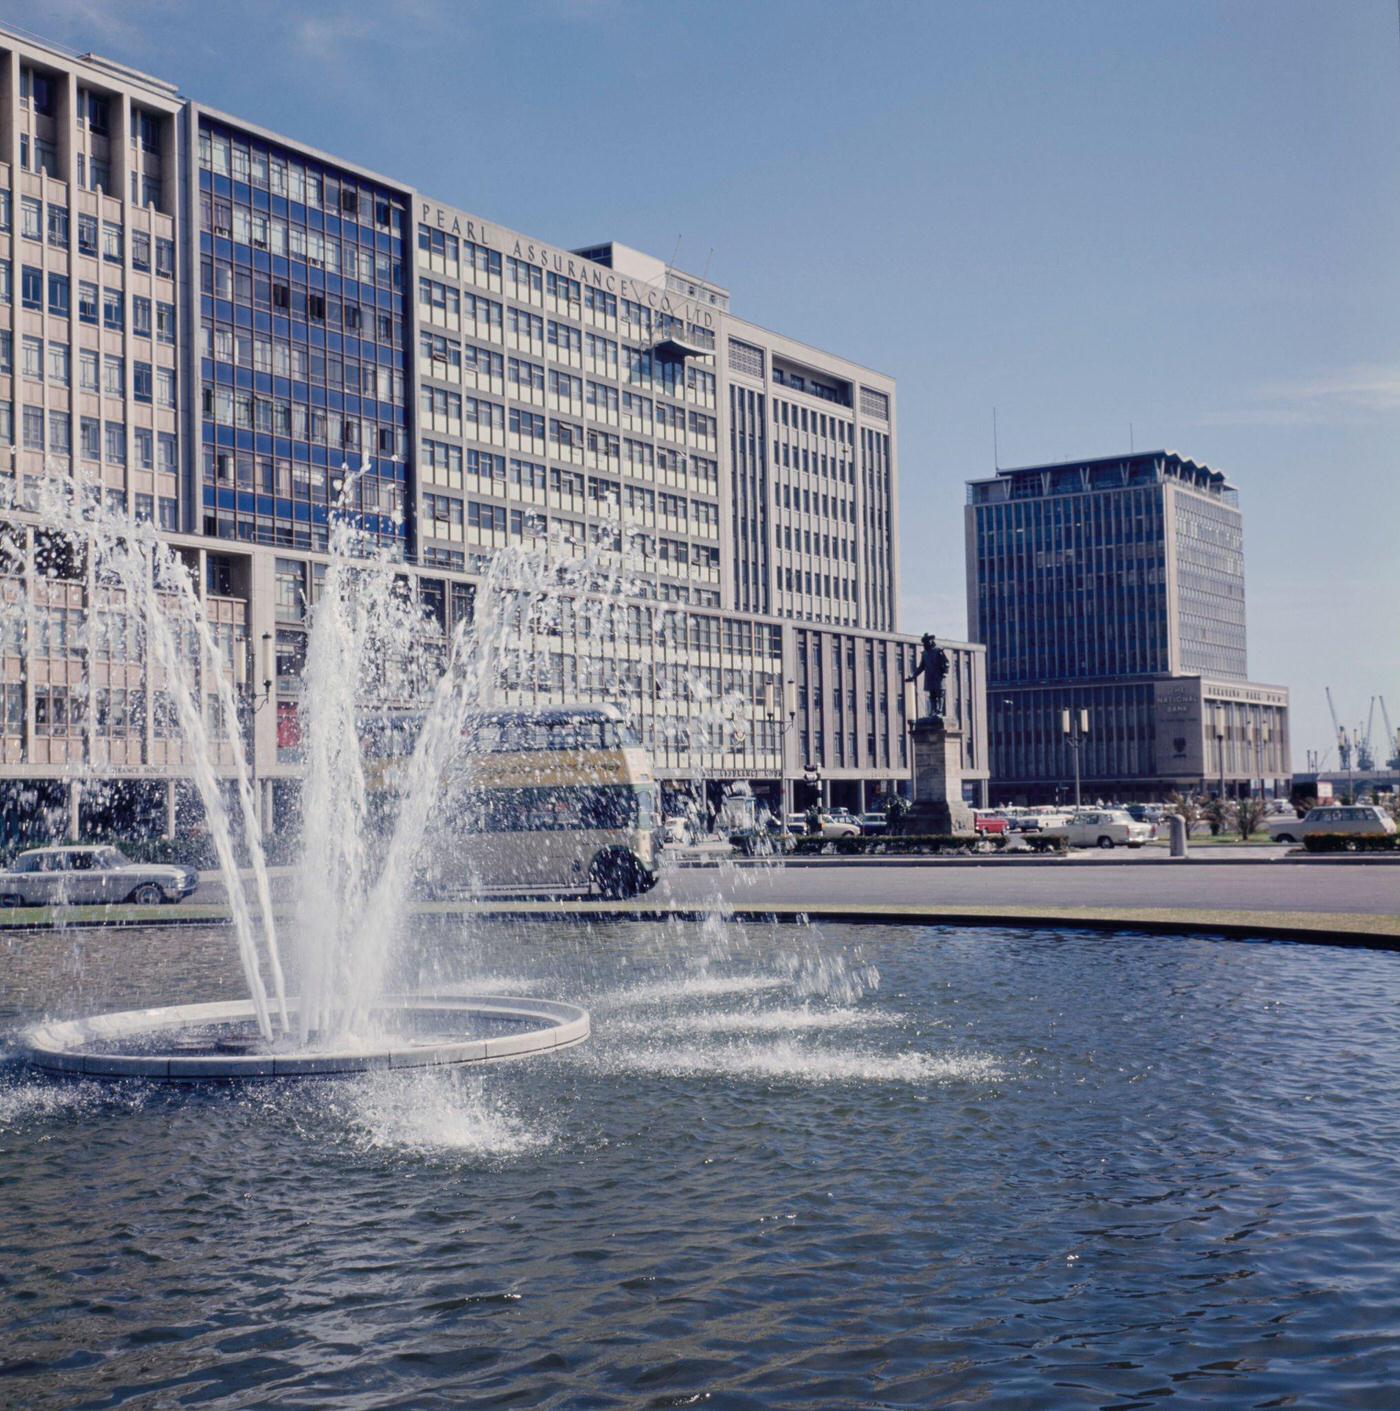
[3,920,1399,1409]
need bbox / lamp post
[1061,707,1088,810]
[1215,706,1227,800]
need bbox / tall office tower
[966,451,1289,802]
[0,24,987,843]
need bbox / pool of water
[3,919,1398,1409]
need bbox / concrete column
[857,779,867,814]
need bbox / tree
[1167,791,1202,836]
[1380,792,1400,826]
[1202,796,1234,837]
[1235,796,1268,841]
[883,794,912,836]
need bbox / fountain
[14,471,598,1079]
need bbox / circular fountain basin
[22,995,589,1080]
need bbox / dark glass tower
[195,118,412,553]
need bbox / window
[135,427,154,469]
[20,197,41,241]
[21,266,42,311]
[79,282,99,325]
[47,204,69,249]
[0,331,9,375]
[79,350,99,392]
[105,422,127,465]
[132,231,151,271]
[22,405,45,450]
[133,361,153,403]
[103,289,125,331]
[156,303,176,344]
[22,336,43,381]
[47,342,69,386]
[48,273,70,318]
[104,356,125,397]
[132,296,153,338]
[156,367,176,408]
[158,433,178,474]
[155,237,175,279]
[0,262,9,306]
[49,412,71,456]
[102,223,123,263]
[80,418,100,460]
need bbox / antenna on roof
[669,234,683,269]
[700,247,715,284]
[993,407,1000,470]
[1129,422,1135,453]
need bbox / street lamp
[1061,707,1089,809]
[1215,706,1227,800]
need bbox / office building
[966,450,1288,802]
[0,25,986,838]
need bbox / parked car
[813,812,861,840]
[783,812,810,835]
[1042,809,1155,850]
[1266,806,1397,845]
[859,811,889,835]
[1126,804,1166,825]
[0,846,199,907]
[972,811,1010,836]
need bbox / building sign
[1153,679,1204,778]
[420,202,717,329]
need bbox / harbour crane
[1382,696,1399,770]
[1356,698,1377,773]
[1326,687,1351,773]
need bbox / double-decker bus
[416,704,659,899]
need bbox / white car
[0,846,199,907]
[657,816,694,847]
[812,812,861,840]
[1266,806,1397,845]
[1043,809,1155,850]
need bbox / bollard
[1168,813,1188,858]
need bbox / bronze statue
[906,633,950,719]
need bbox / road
[192,855,1400,919]
[650,858,1400,917]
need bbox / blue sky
[19,0,1400,762]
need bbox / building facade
[966,451,1288,803]
[0,26,986,839]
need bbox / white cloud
[1201,363,1400,428]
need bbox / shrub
[1302,833,1400,853]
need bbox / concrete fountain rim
[22,994,589,1080]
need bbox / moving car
[0,846,199,907]
[1042,809,1155,850]
[1266,805,1397,845]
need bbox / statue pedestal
[905,717,975,836]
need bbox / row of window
[8,263,176,340]
[18,197,174,275]
[8,337,175,406]
[10,406,176,471]
[202,258,402,345]
[200,126,404,235]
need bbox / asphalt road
[192,854,1400,919]
[651,857,1400,917]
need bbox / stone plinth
[905,717,975,835]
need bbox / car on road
[812,811,862,840]
[781,812,810,835]
[657,815,695,847]
[1266,805,1397,845]
[1042,809,1155,850]
[972,811,1010,836]
[859,810,889,835]
[0,846,199,907]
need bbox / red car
[973,812,1010,835]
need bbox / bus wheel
[591,850,645,900]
